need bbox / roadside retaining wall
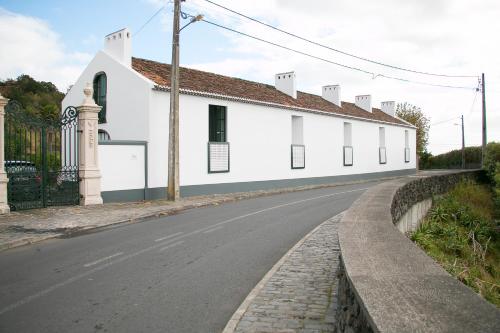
[336,170,500,333]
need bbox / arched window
[93,72,107,123]
[98,129,111,142]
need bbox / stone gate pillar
[77,84,103,205]
[0,94,9,214]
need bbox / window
[404,130,410,163]
[291,116,303,145]
[98,129,111,142]
[291,116,305,169]
[208,105,229,173]
[93,73,107,124]
[343,122,353,166]
[209,105,226,142]
[379,127,386,164]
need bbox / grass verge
[411,180,500,307]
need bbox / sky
[0,0,498,154]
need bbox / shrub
[484,142,500,181]
[412,181,500,307]
[420,146,482,170]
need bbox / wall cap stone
[337,170,500,333]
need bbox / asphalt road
[0,181,376,333]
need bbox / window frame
[208,104,227,143]
[93,72,107,124]
[98,129,111,142]
[207,142,230,173]
[343,146,354,166]
[291,144,306,169]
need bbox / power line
[134,4,169,36]
[198,17,374,76]
[431,116,460,126]
[430,87,479,126]
[203,0,478,79]
[465,87,480,119]
[183,11,478,90]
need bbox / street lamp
[180,14,204,32]
[167,0,203,201]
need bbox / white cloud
[178,0,500,154]
[0,8,92,92]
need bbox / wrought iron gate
[4,101,79,210]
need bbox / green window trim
[209,105,226,142]
[93,73,107,124]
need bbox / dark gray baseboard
[101,168,416,203]
[101,188,147,203]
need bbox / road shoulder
[223,212,343,333]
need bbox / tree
[0,74,64,122]
[396,102,430,156]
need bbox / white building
[63,28,416,202]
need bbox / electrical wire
[430,116,461,126]
[465,88,479,119]
[182,11,478,90]
[134,5,168,36]
[203,0,479,79]
[430,87,477,126]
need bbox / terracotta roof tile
[132,57,407,126]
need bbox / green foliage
[419,146,482,170]
[396,102,430,156]
[483,142,500,217]
[419,150,433,169]
[0,74,63,122]
[411,181,500,307]
[484,142,500,181]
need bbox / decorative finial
[82,83,97,106]
[84,83,92,98]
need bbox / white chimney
[104,28,131,67]
[355,95,372,113]
[381,101,396,117]
[275,71,297,99]
[322,85,341,107]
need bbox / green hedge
[420,146,482,169]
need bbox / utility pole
[167,0,181,201]
[461,114,465,169]
[481,73,487,167]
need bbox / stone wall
[336,170,500,333]
[336,258,373,333]
[390,171,479,224]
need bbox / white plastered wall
[99,144,145,191]
[61,51,152,141]
[147,92,416,189]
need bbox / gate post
[0,94,9,214]
[77,84,103,205]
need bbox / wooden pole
[168,0,181,201]
[461,114,465,169]
[481,73,487,167]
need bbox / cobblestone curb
[223,212,344,333]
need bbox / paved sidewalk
[0,183,356,252]
[225,213,343,333]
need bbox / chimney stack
[104,28,131,67]
[381,101,396,117]
[275,71,297,99]
[322,85,341,107]
[355,95,372,113]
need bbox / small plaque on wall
[344,146,353,166]
[291,145,305,169]
[208,142,230,173]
